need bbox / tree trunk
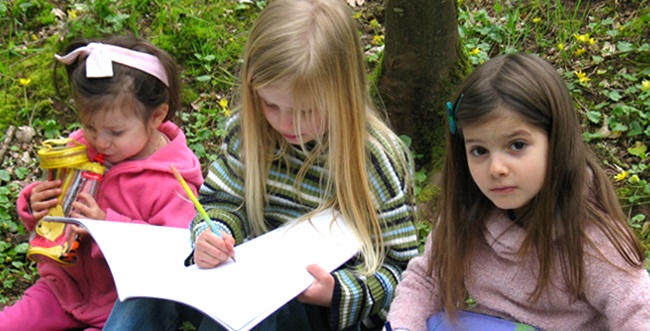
[379,0,464,168]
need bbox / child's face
[463,109,548,214]
[81,106,166,164]
[257,81,327,145]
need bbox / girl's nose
[278,110,294,132]
[94,134,111,150]
[489,155,509,177]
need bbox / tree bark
[379,0,463,168]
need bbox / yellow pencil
[169,165,236,262]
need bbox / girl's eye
[262,100,278,110]
[110,130,124,137]
[510,141,527,151]
[469,146,488,157]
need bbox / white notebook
[45,209,359,331]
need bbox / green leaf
[617,41,634,52]
[627,121,643,136]
[610,122,628,132]
[582,131,601,142]
[606,90,622,101]
[400,135,413,148]
[627,141,647,158]
[15,167,30,180]
[13,243,29,254]
[585,111,602,124]
[415,171,427,183]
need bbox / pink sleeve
[584,228,650,330]
[386,233,440,331]
[89,177,198,258]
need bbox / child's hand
[297,264,334,307]
[194,230,236,269]
[68,224,89,236]
[29,180,62,219]
[69,192,106,220]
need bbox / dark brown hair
[430,53,644,317]
[55,35,180,124]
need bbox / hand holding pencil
[170,165,236,265]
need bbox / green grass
[0,0,648,307]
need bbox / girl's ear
[150,104,169,129]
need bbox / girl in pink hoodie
[1,36,203,330]
[386,53,650,331]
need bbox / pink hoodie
[15,121,203,327]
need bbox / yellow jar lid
[71,160,106,175]
[38,138,89,169]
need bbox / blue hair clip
[446,93,464,135]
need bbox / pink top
[16,121,203,327]
[387,209,650,331]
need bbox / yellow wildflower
[32,34,38,41]
[614,171,628,182]
[573,33,590,43]
[19,78,31,86]
[369,19,380,29]
[575,70,591,84]
[353,12,362,20]
[532,17,542,23]
[469,47,481,55]
[557,43,565,51]
[641,80,650,92]
[629,175,640,184]
[588,37,596,45]
[68,9,77,20]
[372,35,384,46]
[574,47,586,56]
[218,99,231,116]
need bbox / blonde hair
[239,0,412,275]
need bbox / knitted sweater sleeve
[385,233,440,331]
[328,133,420,330]
[188,117,248,249]
[583,224,650,330]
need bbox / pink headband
[55,42,169,87]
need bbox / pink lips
[491,186,516,194]
[282,133,300,142]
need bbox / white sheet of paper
[45,209,359,331]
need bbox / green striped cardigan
[189,114,419,330]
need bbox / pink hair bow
[55,42,169,87]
